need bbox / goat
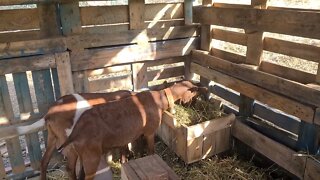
[58,81,207,180]
[0,90,133,180]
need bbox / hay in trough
[174,97,224,126]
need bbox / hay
[174,97,224,126]
[154,140,276,180]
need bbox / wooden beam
[192,50,320,108]
[315,108,320,126]
[184,0,193,25]
[129,0,145,30]
[0,37,67,59]
[38,3,60,37]
[317,63,320,84]
[145,3,183,21]
[211,48,246,64]
[0,9,39,32]
[212,29,247,46]
[193,6,320,39]
[0,0,72,5]
[0,55,56,75]
[71,38,198,71]
[55,52,74,95]
[190,62,315,123]
[147,66,184,81]
[264,37,320,63]
[304,158,320,180]
[260,61,316,84]
[245,30,264,66]
[232,119,306,179]
[59,2,82,36]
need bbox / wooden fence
[190,0,320,179]
[0,0,197,178]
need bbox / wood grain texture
[212,29,247,46]
[184,0,193,25]
[60,2,82,35]
[55,52,74,95]
[145,3,184,21]
[211,48,246,64]
[193,6,320,39]
[129,0,145,30]
[191,50,320,108]
[147,66,184,81]
[317,63,320,84]
[245,31,264,66]
[232,119,306,179]
[304,158,320,180]
[0,8,39,32]
[38,4,60,37]
[0,37,67,59]
[190,62,315,123]
[264,37,320,63]
[71,38,198,71]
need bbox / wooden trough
[158,111,235,164]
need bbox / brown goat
[58,81,207,180]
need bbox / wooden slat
[80,6,129,26]
[72,37,198,71]
[147,66,184,81]
[0,31,41,43]
[232,119,306,179]
[60,2,82,35]
[145,19,184,29]
[192,50,320,108]
[0,0,72,5]
[38,4,60,37]
[133,63,148,91]
[0,9,39,32]
[0,55,56,75]
[0,157,5,179]
[55,52,74,96]
[211,48,246,64]
[88,75,132,92]
[79,26,198,48]
[264,37,320,63]
[317,63,320,84]
[213,3,254,9]
[129,0,145,30]
[147,56,185,67]
[193,6,320,39]
[51,68,61,99]
[145,3,184,21]
[13,72,42,170]
[245,30,264,66]
[190,62,315,123]
[184,0,193,25]
[0,37,66,59]
[260,61,316,84]
[304,158,320,180]
[212,29,247,46]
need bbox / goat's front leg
[145,134,155,154]
[40,127,56,180]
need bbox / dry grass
[174,97,224,126]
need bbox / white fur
[17,118,45,135]
[66,94,92,136]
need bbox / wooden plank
[0,0,72,5]
[80,6,129,26]
[38,3,60,37]
[88,75,132,92]
[145,3,184,21]
[147,66,185,81]
[55,52,74,95]
[212,29,247,46]
[129,0,145,30]
[0,31,41,43]
[315,108,320,126]
[145,19,184,29]
[0,157,5,179]
[72,38,198,71]
[202,128,230,158]
[316,63,320,84]
[60,2,82,35]
[133,63,148,91]
[210,84,240,106]
[187,136,203,163]
[0,38,66,59]
[264,37,320,63]
[184,0,193,25]
[186,114,235,139]
[0,9,39,32]
[239,94,254,117]
[232,119,306,179]
[0,55,56,75]
[192,50,320,108]
[304,158,320,180]
[79,26,198,48]
[193,6,320,39]
[211,48,246,64]
[260,61,316,84]
[13,72,42,170]
[51,68,61,99]
[190,62,315,123]
[245,31,264,66]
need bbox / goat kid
[0,90,133,180]
[58,81,207,180]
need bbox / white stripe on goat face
[66,94,92,136]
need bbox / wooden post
[184,0,193,25]
[238,0,267,118]
[200,0,213,97]
[38,3,60,37]
[316,63,320,84]
[129,0,147,91]
[59,1,84,93]
[55,52,74,95]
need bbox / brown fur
[59,81,207,180]
[40,90,133,180]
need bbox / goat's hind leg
[64,146,78,180]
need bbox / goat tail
[57,136,73,152]
[0,118,45,141]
